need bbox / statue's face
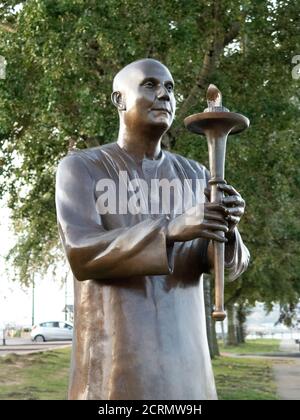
[122,61,176,132]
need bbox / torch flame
[206,84,222,108]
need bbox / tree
[204,275,220,357]
[0,0,299,318]
[236,303,250,344]
[226,302,237,346]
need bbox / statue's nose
[157,85,170,101]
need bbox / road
[0,338,72,356]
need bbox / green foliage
[218,339,281,355]
[0,0,299,310]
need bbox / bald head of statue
[111,59,176,135]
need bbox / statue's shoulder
[58,142,117,167]
[67,142,116,159]
[164,150,208,178]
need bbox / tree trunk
[203,274,220,358]
[236,322,243,344]
[212,320,220,357]
[226,302,238,346]
[236,304,247,344]
[220,320,226,346]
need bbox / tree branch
[224,286,243,307]
[165,21,241,148]
[80,134,101,148]
[0,22,16,33]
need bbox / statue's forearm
[60,217,173,281]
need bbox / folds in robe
[56,142,250,400]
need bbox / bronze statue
[56,58,250,400]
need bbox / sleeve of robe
[203,167,250,281]
[55,154,174,281]
[224,228,250,281]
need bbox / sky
[0,202,74,329]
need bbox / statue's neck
[117,126,162,161]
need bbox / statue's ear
[111,91,126,111]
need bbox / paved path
[221,338,300,400]
[0,338,72,356]
[273,339,300,400]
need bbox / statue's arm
[207,228,250,280]
[55,154,173,281]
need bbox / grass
[213,356,278,400]
[218,339,281,355]
[0,343,278,400]
[0,348,70,400]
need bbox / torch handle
[184,110,249,322]
[210,179,226,322]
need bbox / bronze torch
[184,85,249,321]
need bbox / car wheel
[34,335,45,342]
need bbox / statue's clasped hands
[166,184,245,244]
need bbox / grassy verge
[0,348,70,400]
[0,346,278,400]
[218,338,280,355]
[213,356,278,400]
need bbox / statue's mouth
[151,108,171,115]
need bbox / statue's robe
[56,142,249,400]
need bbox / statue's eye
[144,81,154,88]
[166,83,174,92]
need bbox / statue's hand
[205,184,245,235]
[166,201,228,244]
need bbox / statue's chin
[149,116,172,131]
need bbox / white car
[31,321,73,342]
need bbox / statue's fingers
[222,195,245,207]
[225,215,240,224]
[204,187,211,200]
[204,211,228,223]
[225,207,244,216]
[200,230,228,243]
[206,202,227,213]
[201,221,229,233]
[218,184,240,197]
